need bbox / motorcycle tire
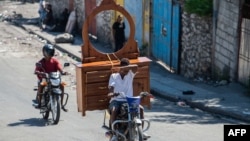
[136,125,143,141]
[50,95,60,124]
[129,125,143,141]
[41,95,49,119]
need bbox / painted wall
[143,0,150,47]
[124,0,143,48]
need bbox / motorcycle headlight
[50,79,61,86]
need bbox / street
[0,1,246,141]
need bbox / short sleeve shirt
[35,57,62,80]
[108,70,135,102]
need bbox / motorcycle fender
[135,118,142,124]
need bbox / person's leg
[60,84,68,112]
[139,105,151,139]
[118,41,123,51]
[35,84,44,108]
[139,105,144,127]
[109,101,119,129]
[114,40,119,52]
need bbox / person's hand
[61,71,69,75]
[108,92,114,97]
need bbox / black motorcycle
[34,62,70,124]
[103,92,153,141]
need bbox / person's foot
[110,135,117,141]
[33,103,41,109]
[143,132,151,140]
[105,131,112,138]
[62,106,68,112]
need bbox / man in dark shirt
[112,15,125,52]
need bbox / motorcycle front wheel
[41,95,49,119]
[128,124,143,141]
[136,125,143,141]
[50,95,60,124]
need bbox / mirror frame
[81,0,139,63]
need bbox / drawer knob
[99,99,108,102]
[98,86,107,89]
[99,75,107,78]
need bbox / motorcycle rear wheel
[51,95,60,124]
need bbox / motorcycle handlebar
[108,92,154,99]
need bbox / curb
[18,23,82,62]
[151,89,250,123]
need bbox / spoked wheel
[50,95,61,124]
[41,94,49,119]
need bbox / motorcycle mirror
[64,62,70,67]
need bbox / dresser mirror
[87,10,130,54]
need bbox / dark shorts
[109,100,127,111]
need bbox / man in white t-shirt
[107,58,150,140]
[108,58,138,126]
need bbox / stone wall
[48,0,84,33]
[180,12,213,80]
[48,0,69,20]
[74,0,84,32]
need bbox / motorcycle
[33,62,70,124]
[102,92,153,141]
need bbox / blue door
[152,0,180,72]
[124,0,143,48]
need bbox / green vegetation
[184,0,213,17]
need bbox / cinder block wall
[214,0,241,81]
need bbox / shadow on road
[8,118,51,127]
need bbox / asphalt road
[0,1,246,141]
[0,22,243,141]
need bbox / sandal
[62,106,68,112]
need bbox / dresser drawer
[85,82,109,96]
[86,95,109,110]
[135,66,149,78]
[86,70,111,83]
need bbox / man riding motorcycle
[107,58,150,140]
[34,44,68,112]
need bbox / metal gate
[151,0,180,72]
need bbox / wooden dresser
[75,0,152,116]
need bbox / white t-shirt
[108,70,135,102]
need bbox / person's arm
[107,74,115,98]
[55,59,67,75]
[120,64,138,74]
